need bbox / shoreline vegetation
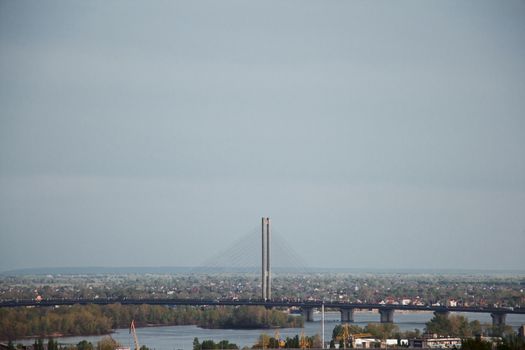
[2,310,523,350]
[3,315,523,350]
[0,304,303,341]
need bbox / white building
[409,336,461,348]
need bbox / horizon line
[2,265,524,276]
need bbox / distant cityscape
[2,270,524,308]
[1,270,524,349]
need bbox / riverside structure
[2,297,524,329]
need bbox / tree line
[4,337,152,350]
[192,338,239,350]
[250,333,322,349]
[0,304,303,340]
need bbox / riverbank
[10,311,525,350]
[0,305,304,341]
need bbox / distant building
[412,297,425,306]
[447,299,457,307]
[385,339,401,346]
[409,334,461,348]
[353,338,380,348]
[401,298,411,305]
[384,296,397,304]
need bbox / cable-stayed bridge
[193,218,309,277]
[1,218,524,328]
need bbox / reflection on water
[15,311,525,350]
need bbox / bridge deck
[1,298,523,315]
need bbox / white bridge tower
[261,217,271,300]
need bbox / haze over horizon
[1,1,524,272]
[3,265,525,276]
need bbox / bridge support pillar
[340,308,355,323]
[491,313,507,328]
[302,307,314,322]
[379,308,394,323]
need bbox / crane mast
[130,320,140,350]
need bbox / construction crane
[341,324,350,349]
[130,320,140,350]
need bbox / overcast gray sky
[1,1,524,272]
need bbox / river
[14,311,525,350]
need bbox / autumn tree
[97,337,120,350]
[425,313,478,337]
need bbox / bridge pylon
[379,308,394,323]
[491,312,507,328]
[340,308,355,323]
[261,217,271,301]
[302,307,314,322]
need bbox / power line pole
[322,302,325,349]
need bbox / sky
[1,1,524,272]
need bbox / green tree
[201,340,216,349]
[332,324,364,341]
[267,337,279,349]
[496,334,525,350]
[217,340,238,349]
[77,340,94,350]
[402,328,421,339]
[425,313,451,336]
[35,339,44,350]
[491,325,515,338]
[461,339,492,350]
[285,335,299,349]
[193,337,201,350]
[425,313,474,337]
[364,323,399,340]
[47,338,58,350]
[470,320,482,336]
